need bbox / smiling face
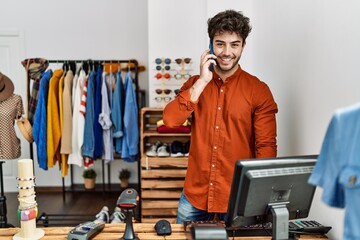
[213,31,245,78]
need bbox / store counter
[0,223,328,239]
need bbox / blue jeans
[82,71,96,158]
[176,192,227,224]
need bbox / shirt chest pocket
[339,166,360,190]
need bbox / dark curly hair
[208,10,252,45]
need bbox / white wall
[147,0,207,107]
[251,2,360,238]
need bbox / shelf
[141,157,188,169]
[65,183,139,193]
[142,131,190,137]
[140,107,190,223]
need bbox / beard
[215,53,241,73]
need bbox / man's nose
[223,45,231,55]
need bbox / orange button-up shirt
[163,66,278,213]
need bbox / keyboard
[184,220,332,237]
[289,220,332,234]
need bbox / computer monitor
[225,155,317,240]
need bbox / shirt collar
[213,65,243,83]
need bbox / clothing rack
[47,59,140,106]
[27,59,142,212]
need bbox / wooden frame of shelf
[140,107,190,223]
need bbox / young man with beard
[163,9,278,223]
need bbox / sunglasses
[175,58,191,65]
[155,58,171,65]
[155,89,172,95]
[174,89,180,95]
[155,96,172,102]
[174,73,191,80]
[156,65,171,71]
[155,73,171,79]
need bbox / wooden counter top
[0,223,327,240]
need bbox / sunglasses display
[155,96,172,102]
[151,56,193,106]
[155,89,172,95]
[155,73,171,79]
[156,65,171,71]
[174,73,191,80]
[175,58,191,65]
[155,58,171,65]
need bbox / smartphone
[209,39,214,71]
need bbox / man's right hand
[189,49,217,102]
[199,49,217,84]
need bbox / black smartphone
[209,39,214,71]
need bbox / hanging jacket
[47,69,64,169]
[33,69,53,170]
[59,70,74,176]
[93,65,103,158]
[112,71,125,154]
[121,71,139,162]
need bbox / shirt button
[349,176,357,185]
[220,89,224,93]
[212,164,215,168]
[215,125,219,129]
[210,182,213,186]
[214,146,217,150]
[218,107,221,110]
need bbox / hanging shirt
[121,71,139,162]
[112,71,125,154]
[99,72,113,162]
[47,69,64,169]
[163,66,278,212]
[93,66,103,158]
[71,72,78,110]
[308,102,360,240]
[0,94,23,159]
[32,70,53,169]
[82,70,96,158]
[68,70,86,167]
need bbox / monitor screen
[225,155,317,238]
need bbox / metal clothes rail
[26,59,142,216]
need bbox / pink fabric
[157,125,191,133]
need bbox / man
[163,9,278,223]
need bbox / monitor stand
[269,203,289,240]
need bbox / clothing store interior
[0,0,359,239]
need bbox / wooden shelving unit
[140,107,190,223]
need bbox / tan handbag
[17,117,34,143]
[17,60,34,143]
